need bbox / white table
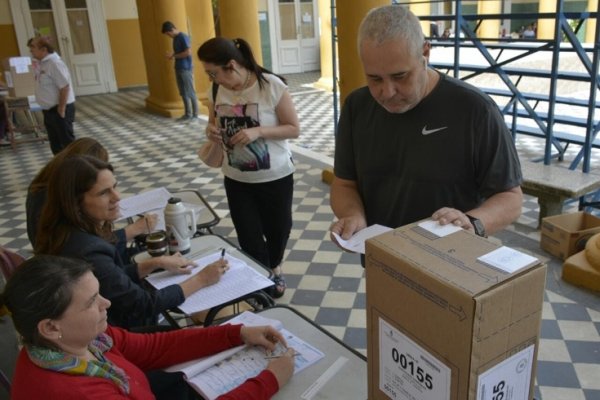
[246,306,368,399]
[134,234,273,326]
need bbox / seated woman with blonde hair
[2,255,295,399]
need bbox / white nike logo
[421,126,448,135]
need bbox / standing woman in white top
[198,37,300,298]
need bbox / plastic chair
[202,290,275,327]
[0,245,25,282]
[0,246,23,394]
[0,368,10,394]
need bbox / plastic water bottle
[164,197,197,255]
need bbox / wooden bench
[521,162,600,226]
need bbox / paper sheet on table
[117,187,171,220]
[145,251,273,314]
[165,311,283,376]
[116,185,204,231]
[187,327,324,400]
[332,224,393,254]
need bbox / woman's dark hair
[34,155,115,255]
[197,37,286,89]
[30,137,109,194]
[0,255,92,348]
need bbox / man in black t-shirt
[330,6,523,248]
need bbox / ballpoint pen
[144,215,151,234]
[264,353,300,360]
[221,248,226,258]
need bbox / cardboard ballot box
[366,221,546,400]
[2,57,35,98]
[540,212,600,260]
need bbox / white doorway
[9,0,117,95]
[271,0,320,74]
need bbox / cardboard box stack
[540,211,600,260]
[366,221,546,400]
[2,57,35,98]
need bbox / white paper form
[478,246,539,274]
[117,187,171,220]
[332,224,393,254]
[188,328,324,400]
[418,219,463,237]
[165,312,284,377]
[476,345,535,400]
[145,252,273,314]
[9,57,31,73]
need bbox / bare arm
[124,214,158,241]
[432,186,523,235]
[179,259,228,297]
[330,176,367,240]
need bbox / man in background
[162,21,198,122]
[28,36,75,154]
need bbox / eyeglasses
[206,70,218,80]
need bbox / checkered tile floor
[1,72,599,400]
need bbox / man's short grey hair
[358,5,424,58]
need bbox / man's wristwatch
[466,214,487,237]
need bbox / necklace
[233,70,251,103]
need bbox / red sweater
[11,325,279,399]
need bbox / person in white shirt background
[28,36,76,155]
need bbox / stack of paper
[166,311,325,400]
[145,251,273,314]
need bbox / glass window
[279,2,296,40]
[67,10,94,54]
[31,11,59,50]
[300,2,314,39]
[65,0,88,9]
[28,0,52,11]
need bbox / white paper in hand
[332,224,393,254]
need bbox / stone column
[409,0,431,37]
[336,0,387,105]
[537,0,555,40]
[585,0,598,44]
[185,0,215,113]
[315,0,334,91]
[477,0,501,40]
[218,0,263,64]
[322,0,386,184]
[136,0,188,117]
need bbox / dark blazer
[60,230,184,328]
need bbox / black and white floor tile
[0,73,599,400]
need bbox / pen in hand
[144,215,151,234]
[264,353,300,360]
[221,248,226,259]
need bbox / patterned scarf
[27,333,130,394]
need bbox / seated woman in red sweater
[2,255,295,400]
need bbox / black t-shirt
[334,72,522,228]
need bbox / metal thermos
[164,197,197,255]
